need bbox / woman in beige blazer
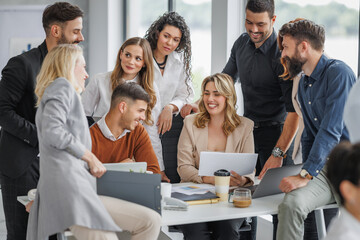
[177,73,255,240]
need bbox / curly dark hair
[145,12,192,95]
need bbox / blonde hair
[194,73,242,136]
[35,44,83,106]
[110,37,156,125]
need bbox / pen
[186,198,220,205]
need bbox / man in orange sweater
[90,82,160,174]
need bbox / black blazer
[0,40,47,178]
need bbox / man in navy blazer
[0,2,84,239]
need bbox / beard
[284,56,305,79]
[57,33,80,45]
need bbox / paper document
[198,152,258,176]
[172,184,215,195]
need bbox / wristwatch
[300,169,313,180]
[271,147,286,158]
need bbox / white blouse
[153,51,194,112]
[81,72,164,170]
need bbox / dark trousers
[253,124,295,240]
[179,218,246,240]
[0,158,39,240]
[253,124,294,175]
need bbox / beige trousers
[69,195,161,240]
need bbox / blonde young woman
[27,44,161,240]
[177,73,255,240]
[81,37,169,181]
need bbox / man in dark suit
[0,2,84,239]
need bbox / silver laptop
[249,164,303,199]
[103,162,147,173]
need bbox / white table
[162,193,283,226]
[161,184,337,239]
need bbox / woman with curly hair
[145,11,194,135]
[81,37,169,180]
[177,73,255,239]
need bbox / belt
[253,121,283,129]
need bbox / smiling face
[203,81,226,117]
[120,44,145,80]
[245,10,275,48]
[281,35,306,78]
[121,99,147,131]
[57,17,84,45]
[74,55,88,92]
[155,25,182,57]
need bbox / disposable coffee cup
[214,169,231,201]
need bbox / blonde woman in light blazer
[177,73,255,240]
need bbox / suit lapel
[194,122,208,153]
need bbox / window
[275,0,360,76]
[126,0,212,100]
[176,0,212,99]
[125,0,167,38]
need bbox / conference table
[161,193,282,226]
[161,183,337,239]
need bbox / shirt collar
[124,74,139,84]
[308,54,328,82]
[168,51,182,64]
[97,116,130,141]
[247,29,277,54]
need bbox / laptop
[249,164,303,199]
[97,171,162,214]
[103,162,147,173]
[199,152,258,176]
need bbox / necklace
[154,55,168,70]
